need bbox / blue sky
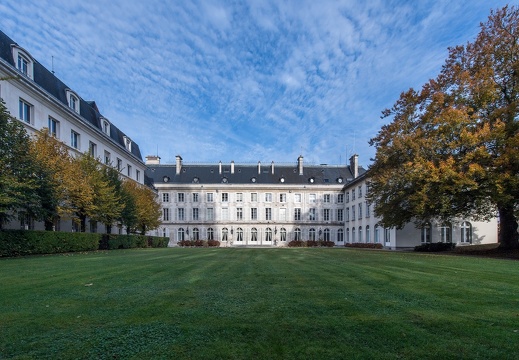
[1,0,510,166]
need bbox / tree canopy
[368,5,519,249]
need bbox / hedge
[344,243,384,249]
[414,242,456,252]
[0,230,168,257]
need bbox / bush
[414,242,456,252]
[207,240,220,247]
[101,234,168,250]
[344,243,384,249]
[288,240,306,247]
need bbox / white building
[0,31,146,232]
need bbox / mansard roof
[0,31,142,161]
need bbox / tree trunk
[44,219,54,231]
[80,215,86,233]
[498,205,519,250]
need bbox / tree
[0,100,39,229]
[121,180,161,235]
[368,5,519,249]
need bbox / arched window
[309,228,316,241]
[337,229,344,242]
[323,228,330,241]
[251,228,258,241]
[358,226,363,243]
[366,225,370,243]
[177,228,185,241]
[440,223,452,243]
[265,228,272,242]
[222,227,228,241]
[374,225,380,243]
[193,228,199,240]
[346,228,350,243]
[385,228,391,243]
[236,227,243,242]
[461,221,472,243]
[294,228,301,241]
[207,228,214,240]
[280,228,287,242]
[352,227,356,243]
[421,222,431,243]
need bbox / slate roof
[146,162,366,186]
[0,31,143,161]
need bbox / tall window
[48,117,59,137]
[352,228,356,242]
[89,142,97,157]
[117,158,122,171]
[337,194,344,203]
[461,221,472,243]
[421,222,431,243]
[207,228,214,240]
[374,225,380,243]
[193,228,200,240]
[127,164,132,178]
[337,209,344,222]
[323,209,330,221]
[265,193,273,202]
[440,223,452,243]
[162,193,170,202]
[251,208,258,220]
[68,93,79,113]
[323,228,330,241]
[352,206,356,221]
[206,193,214,202]
[222,228,228,241]
[358,203,363,219]
[337,229,344,242]
[236,228,243,242]
[193,193,199,202]
[221,208,229,220]
[236,208,243,220]
[192,208,199,221]
[104,151,111,165]
[206,208,214,221]
[265,208,272,221]
[352,189,356,201]
[309,228,316,241]
[236,193,243,202]
[346,228,350,242]
[70,130,80,149]
[280,228,287,242]
[177,208,185,221]
[19,99,32,124]
[279,208,287,221]
[323,194,331,203]
[279,193,287,202]
[102,119,110,135]
[294,228,301,241]
[385,228,391,243]
[251,228,258,241]
[177,228,185,241]
[251,193,258,202]
[366,225,370,243]
[265,228,272,242]
[294,208,301,221]
[178,193,185,202]
[346,207,350,221]
[136,170,140,182]
[366,202,371,218]
[309,194,316,203]
[309,208,316,221]
[358,185,363,198]
[17,54,29,76]
[163,208,170,221]
[358,227,363,243]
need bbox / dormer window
[102,119,110,136]
[123,136,132,152]
[66,90,80,113]
[12,46,34,79]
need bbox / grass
[1,248,518,359]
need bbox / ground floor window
[251,228,258,241]
[265,228,272,241]
[294,228,301,241]
[440,223,451,243]
[461,221,472,243]
[421,222,431,243]
[280,228,287,242]
[178,228,185,241]
[366,225,370,243]
[207,228,214,240]
[222,228,228,241]
[323,228,330,241]
[236,228,243,241]
[193,228,199,241]
[337,229,344,242]
[309,228,316,241]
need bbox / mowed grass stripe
[1,248,518,359]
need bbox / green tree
[368,5,519,249]
[0,100,38,229]
[122,180,161,235]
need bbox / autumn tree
[368,5,519,249]
[121,179,161,235]
[0,100,39,228]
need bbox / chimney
[219,161,222,175]
[271,161,275,174]
[145,155,160,165]
[350,154,358,178]
[297,155,304,175]
[231,161,235,174]
[258,161,261,174]
[175,155,182,175]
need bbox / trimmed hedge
[178,240,221,247]
[1,230,168,257]
[414,242,456,252]
[288,240,336,248]
[344,243,384,249]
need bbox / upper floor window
[18,99,32,124]
[70,130,80,150]
[265,193,273,202]
[337,194,344,204]
[236,193,243,202]
[193,193,199,202]
[294,193,302,203]
[352,189,356,201]
[89,141,97,157]
[48,117,59,138]
[12,46,34,79]
[102,118,110,136]
[251,193,258,202]
[309,194,316,203]
[221,193,229,202]
[162,193,170,202]
[117,158,123,172]
[136,170,140,182]
[206,193,214,202]
[127,164,132,178]
[358,185,363,198]
[66,90,80,113]
[178,193,185,202]
[123,136,132,152]
[104,151,111,165]
[279,193,287,202]
[323,194,331,203]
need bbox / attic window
[123,136,132,152]
[280,177,285,183]
[163,176,170,183]
[337,177,344,184]
[251,177,257,183]
[309,177,315,183]
[193,177,199,183]
[66,90,80,113]
[222,177,228,183]
[102,119,110,136]
[12,45,34,79]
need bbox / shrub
[101,234,168,250]
[207,240,220,247]
[344,243,384,249]
[288,240,305,247]
[414,242,456,252]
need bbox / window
[162,193,169,202]
[461,221,472,243]
[352,227,356,242]
[13,48,33,78]
[366,202,370,218]
[346,192,350,203]
[352,189,356,201]
[337,209,344,222]
[346,228,350,242]
[19,99,32,124]
[117,158,122,171]
[337,229,344,242]
[265,193,273,202]
[346,207,350,221]
[237,208,243,220]
[207,193,214,202]
[279,193,287,202]
[358,227,363,242]
[207,208,214,220]
[294,208,301,221]
[265,228,272,242]
[178,193,185,202]
[68,92,79,113]
[358,203,363,219]
[192,208,199,221]
[265,208,272,221]
[236,193,243,202]
[127,164,132,178]
[385,228,391,243]
[294,193,302,203]
[323,228,330,242]
[136,170,140,182]
[104,151,111,165]
[70,130,80,149]
[440,223,452,243]
[193,193,199,202]
[222,228,229,241]
[221,208,229,220]
[338,194,344,203]
[236,228,243,242]
[358,185,363,198]
[251,208,258,220]
[177,208,185,221]
[89,142,97,157]
[207,228,214,240]
[251,193,258,202]
[163,208,170,221]
[366,225,370,243]
[48,117,59,138]
[279,208,287,221]
[177,228,185,241]
[251,228,258,241]
[102,119,110,135]
[309,194,316,203]
[374,225,380,243]
[221,193,229,202]
[123,136,132,152]
[421,222,431,243]
[309,208,316,221]
[309,228,316,241]
[323,209,330,221]
[17,53,29,76]
[323,194,331,203]
[352,206,356,221]
[280,228,287,242]
[193,228,200,241]
[294,228,301,241]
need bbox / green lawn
[1,248,518,359]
